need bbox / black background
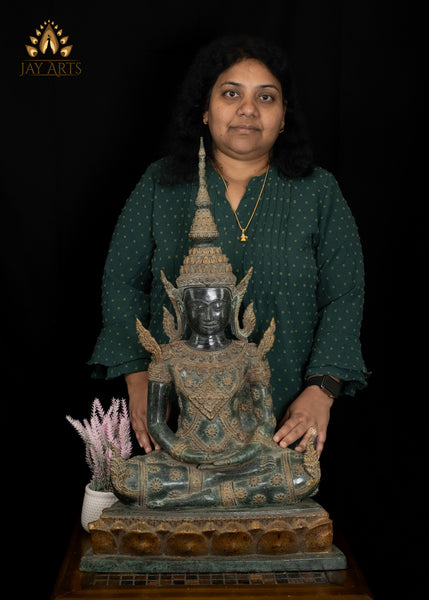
[1,2,416,598]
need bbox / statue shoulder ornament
[246,317,276,387]
[257,317,276,359]
[136,318,171,384]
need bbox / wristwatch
[305,375,343,399]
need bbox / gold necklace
[218,164,270,242]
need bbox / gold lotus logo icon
[26,19,73,58]
[20,18,82,78]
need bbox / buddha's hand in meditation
[198,442,261,469]
[174,445,225,465]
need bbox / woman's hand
[125,371,160,453]
[273,386,334,458]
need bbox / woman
[89,35,368,458]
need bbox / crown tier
[176,246,236,289]
[173,139,237,290]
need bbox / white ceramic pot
[81,483,117,532]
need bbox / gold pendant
[240,232,248,242]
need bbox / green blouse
[89,161,369,420]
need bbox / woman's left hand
[273,387,334,458]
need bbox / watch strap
[305,375,343,399]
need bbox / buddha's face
[183,287,232,337]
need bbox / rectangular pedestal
[81,544,346,572]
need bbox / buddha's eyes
[191,300,226,311]
[213,301,225,310]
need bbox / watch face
[321,375,341,397]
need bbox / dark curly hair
[162,35,313,183]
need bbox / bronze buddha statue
[110,139,320,509]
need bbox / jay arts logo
[20,19,82,77]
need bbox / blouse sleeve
[88,164,158,379]
[305,172,370,396]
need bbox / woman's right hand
[124,371,160,453]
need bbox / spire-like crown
[175,138,237,290]
[160,138,255,343]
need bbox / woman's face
[203,58,286,162]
